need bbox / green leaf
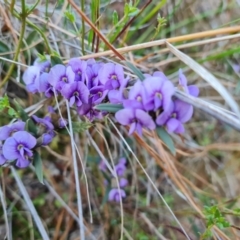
[26,30,38,45]
[0,41,10,54]
[124,61,145,80]
[50,55,63,67]
[13,100,28,121]
[33,151,44,184]
[64,10,75,23]
[112,11,119,25]
[7,108,18,117]
[72,121,92,133]
[95,103,123,113]
[156,127,175,155]
[0,95,10,111]
[25,118,37,135]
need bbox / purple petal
[98,63,115,85]
[66,66,76,83]
[188,85,199,97]
[108,189,118,201]
[38,72,50,92]
[166,118,180,133]
[48,64,66,88]
[22,66,40,85]
[15,157,30,168]
[129,122,137,135]
[118,158,127,165]
[135,122,143,136]
[12,131,37,149]
[0,126,11,140]
[115,109,134,125]
[119,178,128,188]
[178,69,187,86]
[0,154,7,165]
[108,89,123,104]
[174,123,185,134]
[135,109,155,130]
[10,121,25,132]
[68,58,87,82]
[175,100,193,123]
[2,137,19,160]
[156,102,174,126]
[161,81,175,110]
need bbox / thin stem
[66,100,85,240]
[81,0,85,54]
[0,0,27,88]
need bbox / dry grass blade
[175,90,240,131]
[166,42,240,119]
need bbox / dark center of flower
[155,92,162,99]
[73,91,79,97]
[62,76,68,82]
[98,91,102,97]
[172,112,177,118]
[111,74,117,80]
[45,67,50,73]
[17,144,24,150]
[136,96,142,102]
[77,71,82,75]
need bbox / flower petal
[2,137,19,160]
[188,85,199,97]
[15,157,30,168]
[166,118,180,133]
[12,131,37,149]
[175,100,193,123]
[0,126,11,140]
[135,109,156,130]
[115,109,135,125]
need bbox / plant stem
[81,0,85,55]
[0,0,27,89]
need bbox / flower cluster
[99,158,128,202]
[115,70,199,135]
[23,57,129,122]
[0,111,63,168]
[23,56,198,136]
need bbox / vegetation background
[0,0,240,239]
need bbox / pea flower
[48,64,75,91]
[0,143,7,165]
[115,108,156,136]
[33,57,51,73]
[68,58,87,82]
[108,188,126,202]
[61,81,89,107]
[156,99,193,134]
[22,66,40,93]
[0,121,25,141]
[42,131,56,146]
[86,62,104,89]
[143,74,175,111]
[78,103,102,121]
[2,131,37,168]
[178,69,199,97]
[38,72,54,98]
[32,115,54,131]
[98,63,127,90]
[115,159,127,176]
[89,86,108,104]
[119,178,128,188]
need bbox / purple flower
[108,89,125,104]
[178,69,199,97]
[115,108,156,136]
[123,81,147,110]
[58,118,68,128]
[156,99,193,134]
[115,162,126,176]
[68,58,87,82]
[98,63,127,90]
[22,66,40,93]
[33,57,51,73]
[89,86,108,104]
[143,74,175,111]
[2,131,37,168]
[119,178,128,188]
[42,131,56,146]
[108,188,126,202]
[0,121,25,141]
[77,103,102,121]
[32,115,54,131]
[0,143,7,165]
[118,157,126,165]
[38,72,54,98]
[48,64,75,91]
[86,62,104,89]
[61,81,89,107]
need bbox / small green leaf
[7,108,18,117]
[50,54,63,66]
[124,61,145,80]
[25,118,37,135]
[112,11,119,25]
[95,103,123,113]
[0,95,10,111]
[156,127,175,155]
[64,10,75,23]
[13,100,28,121]
[0,41,10,54]
[26,30,38,45]
[72,121,92,133]
[33,151,43,184]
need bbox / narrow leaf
[50,55,63,66]
[156,127,175,155]
[95,103,123,113]
[13,100,28,121]
[33,151,43,184]
[124,61,145,80]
